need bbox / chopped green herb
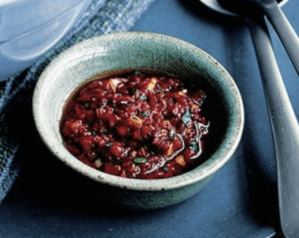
[189,141,199,152]
[141,112,148,117]
[144,144,149,150]
[134,70,141,75]
[139,95,147,101]
[134,157,147,164]
[84,102,90,109]
[106,142,113,148]
[91,130,97,136]
[163,166,169,172]
[182,108,192,125]
[169,129,176,140]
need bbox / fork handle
[261,2,299,77]
[246,15,299,238]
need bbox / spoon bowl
[216,0,299,76]
[200,0,287,17]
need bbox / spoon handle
[246,16,299,238]
[261,3,299,76]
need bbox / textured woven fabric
[0,0,155,203]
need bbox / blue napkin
[0,0,156,203]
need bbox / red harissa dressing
[60,71,210,179]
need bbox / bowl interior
[33,32,244,191]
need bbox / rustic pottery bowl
[33,32,244,209]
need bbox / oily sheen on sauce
[60,71,218,179]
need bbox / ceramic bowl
[33,32,244,209]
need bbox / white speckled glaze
[33,32,244,209]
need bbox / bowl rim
[33,31,244,191]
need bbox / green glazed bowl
[33,32,244,209]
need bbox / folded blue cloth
[0,0,155,203]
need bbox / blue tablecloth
[1,0,299,237]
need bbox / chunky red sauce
[60,71,211,179]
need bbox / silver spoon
[218,0,299,77]
[199,0,299,237]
